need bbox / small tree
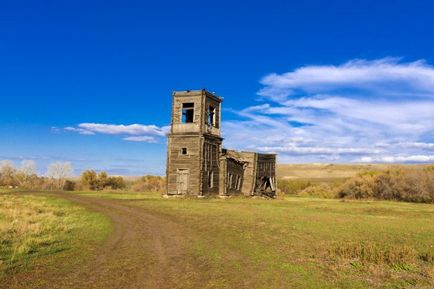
[47,162,72,190]
[81,170,98,190]
[97,171,109,190]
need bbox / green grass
[0,188,21,194]
[4,189,433,288]
[79,191,434,288]
[74,190,150,199]
[0,194,111,280]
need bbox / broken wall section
[254,153,277,197]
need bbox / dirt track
[3,193,207,289]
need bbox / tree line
[0,160,165,193]
[0,160,72,190]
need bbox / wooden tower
[165,89,223,196]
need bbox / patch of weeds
[327,241,418,265]
[390,263,414,271]
[0,194,111,278]
[419,251,434,263]
[350,261,364,270]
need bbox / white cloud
[64,126,96,135]
[76,123,167,136]
[64,123,169,143]
[257,145,381,155]
[259,58,434,101]
[122,136,158,143]
[224,58,434,163]
[360,155,434,163]
[397,142,434,150]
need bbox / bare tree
[18,160,37,189]
[47,162,72,190]
[20,160,36,176]
[0,160,17,187]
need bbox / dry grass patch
[326,241,429,266]
[0,194,110,279]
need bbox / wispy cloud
[64,123,169,142]
[224,58,434,163]
[360,155,434,163]
[76,123,167,136]
[259,58,434,101]
[397,142,434,150]
[64,126,96,135]
[122,136,158,143]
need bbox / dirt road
[4,193,207,289]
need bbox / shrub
[338,168,434,203]
[131,175,165,193]
[80,170,98,190]
[277,179,312,195]
[298,183,338,198]
[338,172,377,199]
[79,170,126,191]
[63,180,76,191]
[106,176,126,190]
[97,171,109,190]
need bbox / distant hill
[277,163,432,183]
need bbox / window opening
[182,103,194,123]
[207,106,216,126]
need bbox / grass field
[0,193,111,282]
[77,191,434,288]
[1,190,433,288]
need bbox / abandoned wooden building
[165,89,276,197]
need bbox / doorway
[176,169,189,195]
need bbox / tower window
[207,106,216,126]
[208,171,214,188]
[182,103,194,123]
[181,147,188,155]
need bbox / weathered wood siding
[224,150,257,196]
[166,135,202,195]
[201,136,222,196]
[238,152,257,196]
[171,92,203,135]
[225,158,244,195]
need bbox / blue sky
[1,0,434,175]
